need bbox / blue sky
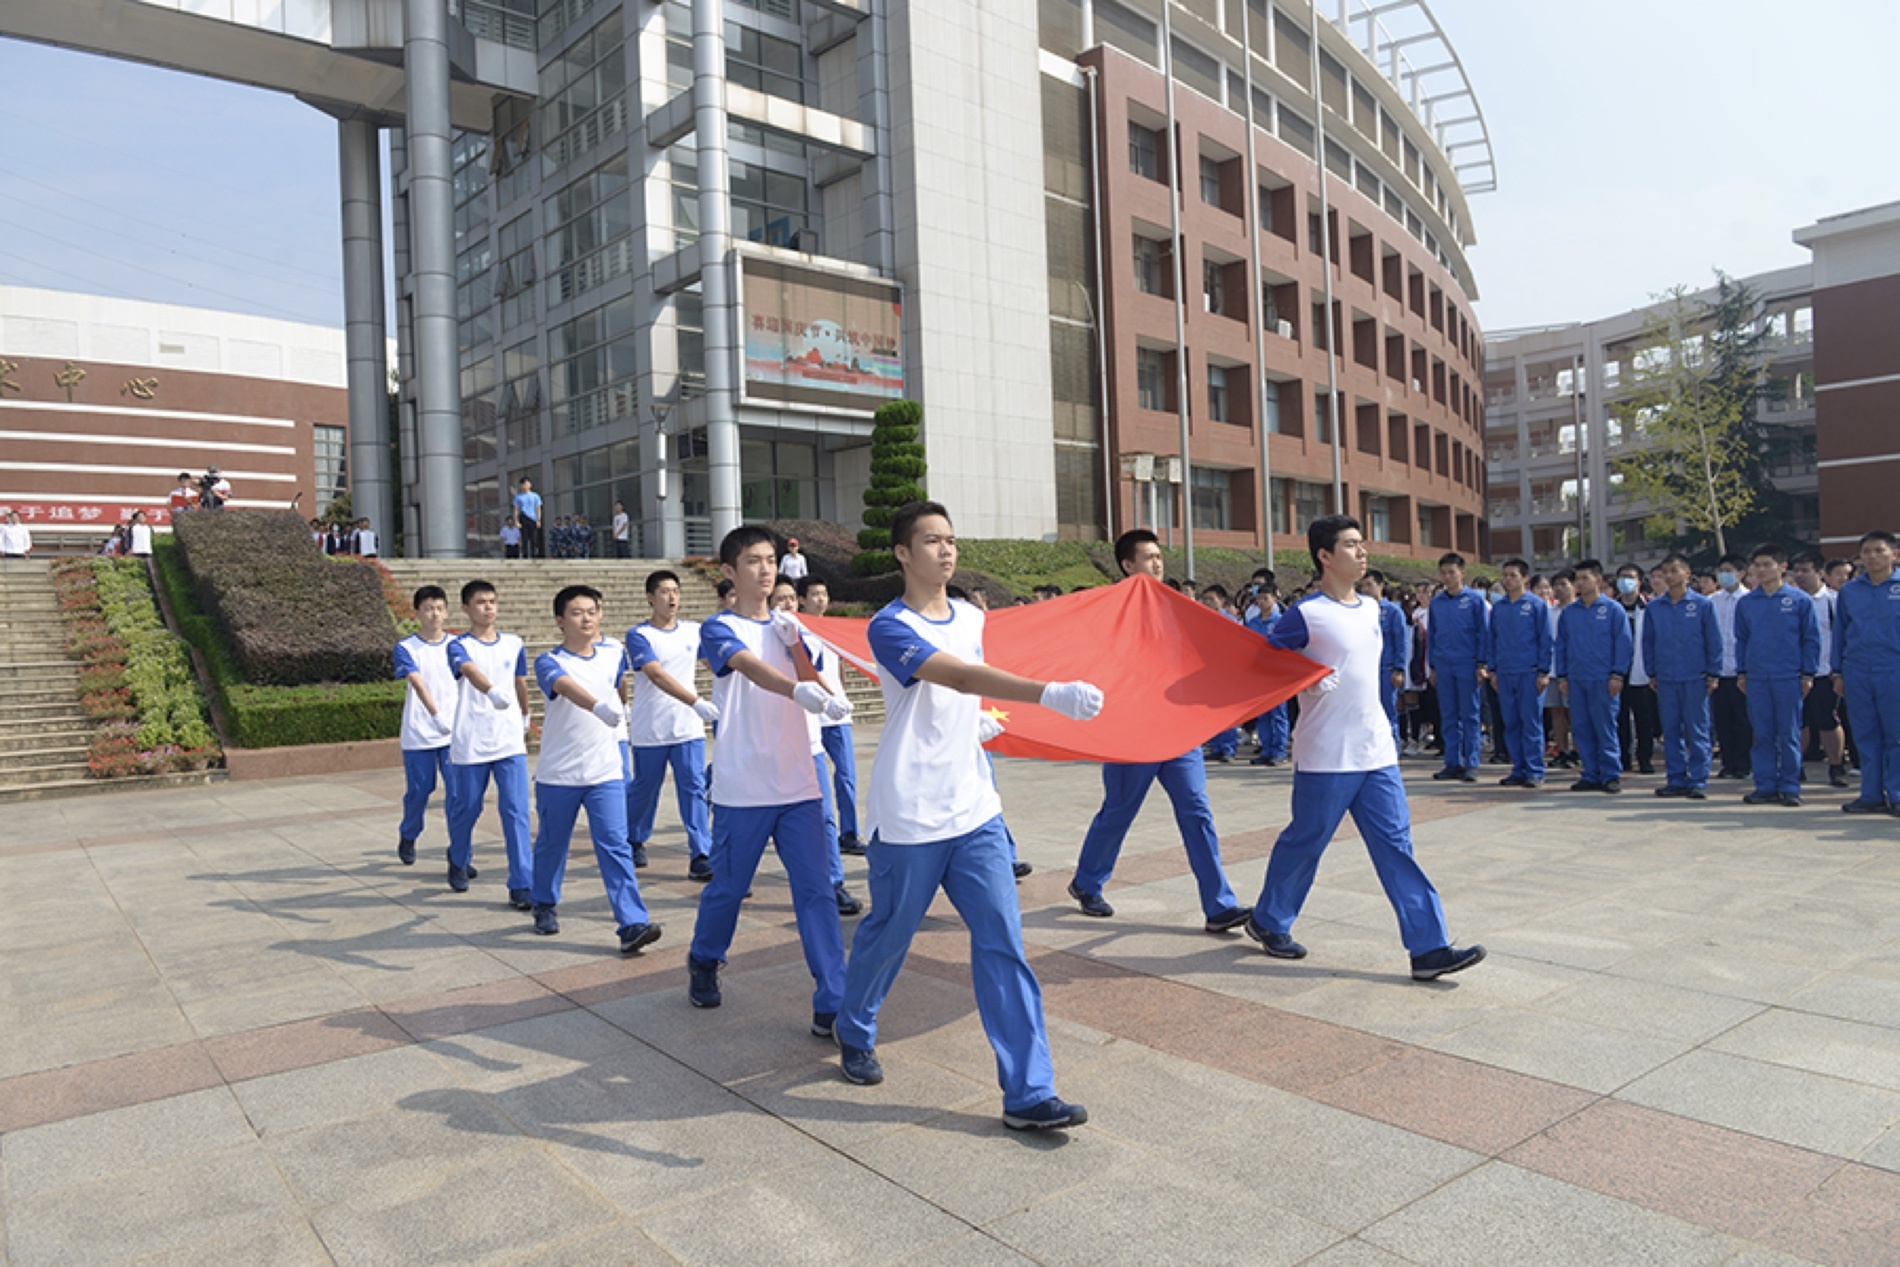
[2,3,1896,333]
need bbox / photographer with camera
[196,467,232,512]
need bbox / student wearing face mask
[1707,554,1753,780]
[1614,564,1660,775]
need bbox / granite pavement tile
[0,1085,256,1203]
[1758,1162,1900,1267]
[1616,1049,1900,1158]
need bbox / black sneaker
[1003,1097,1089,1131]
[397,837,417,866]
[1012,861,1033,879]
[507,887,533,911]
[1209,752,1234,764]
[1458,769,1479,783]
[447,863,471,893]
[1686,788,1707,800]
[1067,881,1114,918]
[618,923,662,955]
[688,855,714,882]
[1432,767,1465,781]
[1638,762,1655,774]
[839,834,867,856]
[1569,780,1603,792]
[1244,917,1306,959]
[1829,764,1850,789]
[1498,774,1529,787]
[840,1043,883,1085]
[1654,786,1688,798]
[532,904,559,936]
[835,883,864,917]
[1602,780,1622,794]
[1204,906,1250,934]
[811,1011,836,1039]
[688,956,722,1008]
[1743,790,1781,805]
[1779,793,1803,808]
[1842,799,1889,814]
[629,842,649,869]
[1411,944,1486,981]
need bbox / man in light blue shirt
[512,476,544,559]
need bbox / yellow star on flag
[983,705,1009,724]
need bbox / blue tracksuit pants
[1207,726,1240,759]
[1495,672,1545,783]
[1437,667,1481,770]
[815,753,845,887]
[1747,678,1804,797]
[820,723,859,838]
[1073,751,1238,918]
[399,745,452,840]
[1845,669,1900,807]
[1250,766,1450,955]
[448,754,532,891]
[838,816,1056,1113]
[1258,704,1289,760]
[1570,681,1622,786]
[691,800,844,1014]
[627,738,710,860]
[1657,680,1713,790]
[531,780,650,930]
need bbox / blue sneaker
[532,904,559,936]
[1067,881,1114,918]
[618,923,662,955]
[840,1043,883,1085]
[397,837,416,866]
[688,956,722,1008]
[1410,943,1486,981]
[1244,918,1306,959]
[447,863,470,893]
[811,1011,836,1039]
[1003,1097,1089,1131]
[835,883,864,916]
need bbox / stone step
[0,727,94,752]
[0,760,93,787]
[5,744,91,769]
[0,700,96,722]
[0,683,83,706]
[0,769,226,804]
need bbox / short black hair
[460,580,496,605]
[794,575,827,598]
[1200,583,1229,601]
[714,578,735,598]
[553,584,602,618]
[1362,568,1384,585]
[1790,549,1824,569]
[1574,559,1604,578]
[1501,558,1529,576]
[517,476,531,486]
[1750,543,1786,565]
[1251,567,1276,585]
[946,583,971,602]
[1115,528,1160,569]
[1309,514,1362,571]
[178,471,192,481]
[719,524,775,567]
[1552,567,1577,584]
[1825,556,1854,574]
[891,500,951,551]
[1660,553,1692,570]
[1859,530,1896,550]
[412,585,448,608]
[1616,562,1644,578]
[645,569,680,595]
[1438,551,1466,569]
[1718,552,1748,570]
[770,577,798,594]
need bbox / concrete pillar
[389,127,421,554]
[338,117,392,543]
[402,0,467,557]
[692,0,742,545]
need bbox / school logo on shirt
[1780,595,1795,611]
[1593,606,1609,621]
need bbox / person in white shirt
[798,576,865,858]
[836,499,1103,1131]
[624,569,719,875]
[777,536,809,581]
[526,584,662,953]
[445,580,533,904]
[1708,553,1753,779]
[612,500,632,559]
[128,510,154,557]
[0,511,32,558]
[353,517,379,558]
[686,526,854,1033]
[1790,549,1848,787]
[394,586,458,865]
[1246,513,1485,982]
[772,577,863,916]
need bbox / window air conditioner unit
[1275,319,1294,338]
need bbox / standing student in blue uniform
[1358,569,1409,749]
[1734,544,1819,807]
[686,526,854,1031]
[1555,561,1632,794]
[1789,550,1849,788]
[1427,552,1487,781]
[1245,514,1485,981]
[1708,553,1752,778]
[445,581,534,903]
[798,576,866,856]
[1199,585,1243,762]
[838,500,1104,1130]
[624,570,719,875]
[1642,553,1722,799]
[1068,529,1252,934]
[394,586,459,864]
[1246,583,1290,766]
[1478,559,1552,788]
[528,585,663,953]
[770,578,863,916]
[1834,531,1900,814]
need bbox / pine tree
[856,399,927,569]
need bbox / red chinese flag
[798,574,1328,764]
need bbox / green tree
[1613,272,1770,558]
[857,398,927,554]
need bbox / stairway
[0,560,96,795]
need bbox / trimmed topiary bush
[857,399,926,552]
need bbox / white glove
[977,712,1004,743]
[522,711,533,734]
[590,698,624,728]
[692,698,720,723]
[821,694,853,723]
[428,711,454,739]
[770,609,806,649]
[791,681,830,715]
[1040,681,1104,721]
[486,685,514,711]
[1315,671,1341,694]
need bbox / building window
[1263,379,1281,434]
[1367,495,1391,542]
[1128,122,1160,180]
[1134,235,1164,296]
[1199,155,1221,206]
[1293,481,1330,533]
[1202,258,1226,315]
[1257,184,1275,233]
[1191,467,1231,531]
[1137,348,1166,412]
[313,424,347,512]
[1207,364,1229,422]
[726,24,804,103]
[1314,388,1334,444]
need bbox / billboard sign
[739,254,902,411]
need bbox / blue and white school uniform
[1642,591,1721,791]
[1734,585,1819,798]
[1555,596,1632,786]
[625,621,711,862]
[688,610,844,1016]
[815,645,861,842]
[394,633,457,842]
[839,597,1058,1114]
[445,632,532,890]
[1479,594,1552,784]
[1249,592,1452,956]
[531,640,650,930]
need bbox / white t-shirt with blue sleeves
[865,597,1002,845]
[1268,592,1399,774]
[626,620,705,747]
[534,639,630,787]
[446,632,529,765]
[393,633,457,751]
[700,610,822,809]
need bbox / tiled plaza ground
[2,737,1898,1265]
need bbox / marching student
[1068,529,1252,934]
[798,576,866,857]
[837,499,1103,1130]
[445,580,534,904]
[1555,561,1632,794]
[1789,549,1848,788]
[1244,514,1485,982]
[686,526,854,1030]
[1642,553,1722,799]
[393,586,459,864]
[772,578,864,916]
[624,570,720,876]
[1734,544,1819,807]
[1708,553,1753,779]
[1478,559,1552,788]
[527,585,662,952]
[1427,552,1488,781]
[1833,530,1900,814]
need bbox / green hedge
[173,509,392,685]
